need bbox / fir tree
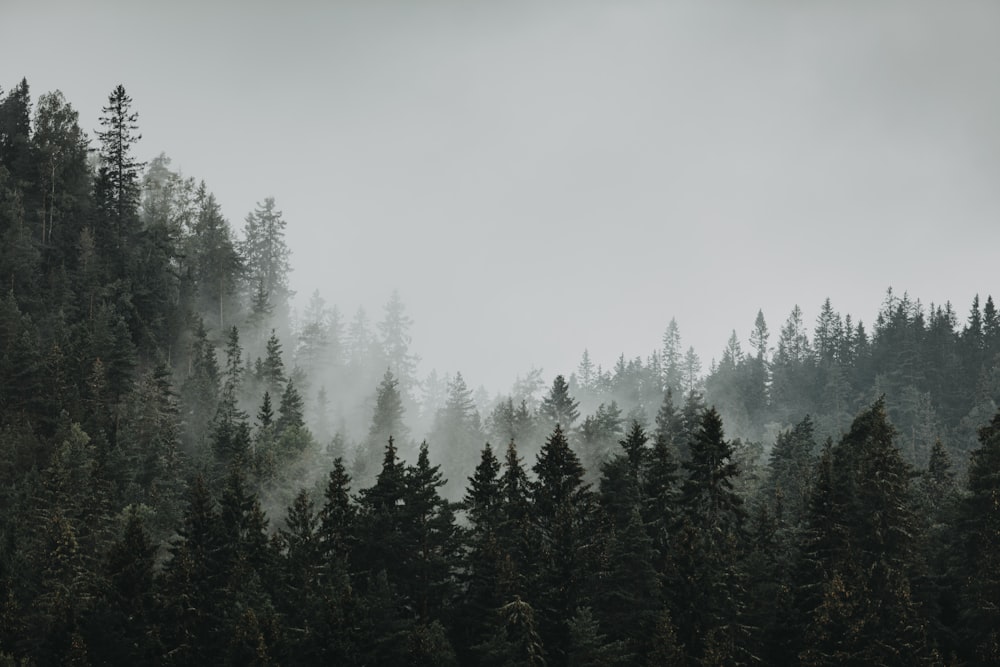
[539,375,580,432]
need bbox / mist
[5,1,999,393]
[3,2,1000,664]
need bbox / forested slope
[2,80,1000,665]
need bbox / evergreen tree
[0,79,32,181]
[31,90,91,255]
[357,369,408,486]
[403,442,460,623]
[355,436,408,584]
[378,289,420,402]
[673,408,747,663]
[94,84,144,281]
[241,198,291,319]
[578,402,624,478]
[531,424,597,665]
[276,378,304,435]
[190,188,242,329]
[797,399,932,665]
[955,410,1000,663]
[539,375,580,433]
[662,318,683,397]
[766,415,817,525]
[431,371,484,497]
[90,507,159,664]
[475,596,547,667]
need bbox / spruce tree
[673,407,747,663]
[955,410,1000,662]
[797,399,932,665]
[539,375,580,432]
[461,443,506,655]
[531,425,597,664]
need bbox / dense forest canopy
[2,80,1000,665]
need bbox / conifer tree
[955,410,1000,662]
[378,290,420,402]
[531,424,597,664]
[672,408,747,663]
[662,318,683,397]
[462,443,506,654]
[241,197,291,318]
[94,85,144,279]
[404,442,460,623]
[797,399,932,665]
[431,371,484,496]
[539,375,580,432]
[276,378,304,435]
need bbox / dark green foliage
[797,399,933,665]
[0,80,32,180]
[955,410,1000,663]
[475,596,547,667]
[540,374,580,432]
[578,402,623,478]
[4,79,1000,667]
[404,442,461,623]
[87,507,160,664]
[672,407,748,663]
[595,507,659,658]
[257,329,286,397]
[766,415,818,525]
[531,425,599,665]
[461,443,507,655]
[277,378,304,434]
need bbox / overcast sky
[4,1,1000,392]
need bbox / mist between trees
[3,80,1000,665]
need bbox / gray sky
[4,1,1000,391]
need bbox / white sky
[4,0,1000,391]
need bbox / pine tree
[578,402,624,477]
[357,369,408,486]
[766,415,817,525]
[662,318,684,397]
[431,371,484,496]
[276,378,304,435]
[461,443,506,654]
[190,188,242,329]
[355,436,408,583]
[0,79,32,180]
[378,290,419,401]
[474,596,546,667]
[94,507,159,664]
[241,198,291,318]
[159,475,226,663]
[797,399,933,665]
[597,420,646,530]
[539,375,580,432]
[403,442,460,623]
[596,507,659,658]
[94,85,144,278]
[31,90,91,254]
[531,424,597,664]
[955,410,1000,663]
[258,330,286,398]
[673,408,747,663]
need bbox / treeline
[567,292,1000,473]
[3,80,1000,665]
[3,385,1000,665]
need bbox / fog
[7,5,1000,662]
[5,0,999,392]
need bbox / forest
[1,79,1000,666]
